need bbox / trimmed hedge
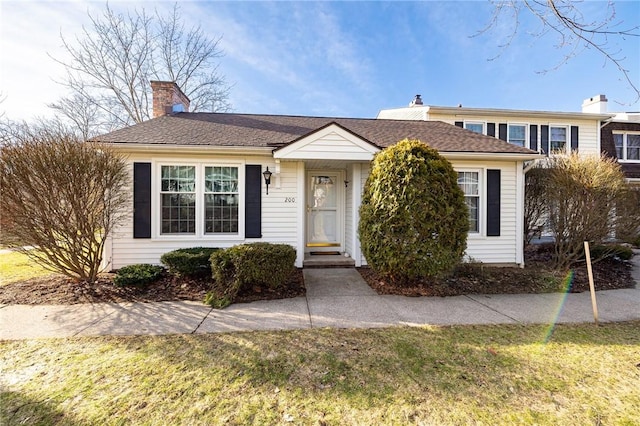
[160,247,219,277]
[114,264,164,287]
[206,243,296,308]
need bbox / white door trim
[305,170,345,253]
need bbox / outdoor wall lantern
[263,167,273,194]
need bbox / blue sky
[1,1,639,122]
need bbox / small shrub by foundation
[160,247,219,277]
[207,243,296,308]
[114,264,164,287]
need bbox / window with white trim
[550,126,568,152]
[613,132,640,162]
[159,164,241,236]
[457,171,480,233]
[204,166,239,233]
[161,165,196,234]
[464,122,485,135]
[508,124,526,147]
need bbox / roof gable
[274,122,380,160]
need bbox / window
[613,132,640,161]
[508,124,526,147]
[159,164,241,236]
[205,166,239,233]
[549,126,567,152]
[161,165,196,234]
[457,171,479,233]
[464,122,485,135]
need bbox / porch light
[263,167,273,194]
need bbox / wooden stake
[584,241,599,326]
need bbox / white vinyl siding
[426,112,601,155]
[359,160,520,266]
[109,154,298,269]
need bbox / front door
[306,172,343,252]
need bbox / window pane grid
[627,134,640,161]
[204,166,239,234]
[161,166,196,234]
[458,172,479,233]
[508,125,526,147]
[550,126,567,151]
[614,133,640,161]
[614,134,624,158]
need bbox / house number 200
[284,197,296,203]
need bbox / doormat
[310,251,341,256]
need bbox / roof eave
[102,143,273,156]
[427,106,614,121]
[440,151,543,161]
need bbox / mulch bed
[0,269,305,306]
[0,245,635,305]
[358,257,634,298]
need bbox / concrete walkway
[1,255,639,340]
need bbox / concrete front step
[303,254,356,268]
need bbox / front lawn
[0,250,54,285]
[2,322,639,425]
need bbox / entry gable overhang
[273,122,380,160]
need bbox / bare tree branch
[49,2,231,137]
[477,0,640,103]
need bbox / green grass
[2,322,639,425]
[0,251,54,285]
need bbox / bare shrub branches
[526,153,633,269]
[50,3,231,138]
[0,129,129,282]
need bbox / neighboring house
[95,82,539,270]
[378,94,613,158]
[600,110,640,186]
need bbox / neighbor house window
[613,132,640,161]
[159,164,241,236]
[508,124,526,147]
[457,171,480,233]
[205,166,239,233]
[161,165,196,234]
[550,126,568,152]
[465,122,485,135]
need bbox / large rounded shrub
[160,247,219,277]
[358,139,469,283]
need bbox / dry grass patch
[2,322,639,425]
[0,251,55,285]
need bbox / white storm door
[306,172,343,250]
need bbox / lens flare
[543,270,574,343]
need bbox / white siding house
[97,82,540,271]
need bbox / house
[95,82,540,270]
[600,110,640,186]
[378,94,614,159]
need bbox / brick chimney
[150,81,190,118]
[581,94,607,114]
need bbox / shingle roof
[94,112,536,154]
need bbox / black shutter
[540,125,549,155]
[245,165,262,238]
[498,123,508,141]
[487,123,496,137]
[454,121,463,128]
[529,125,538,151]
[571,126,579,151]
[133,162,152,239]
[486,169,501,237]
